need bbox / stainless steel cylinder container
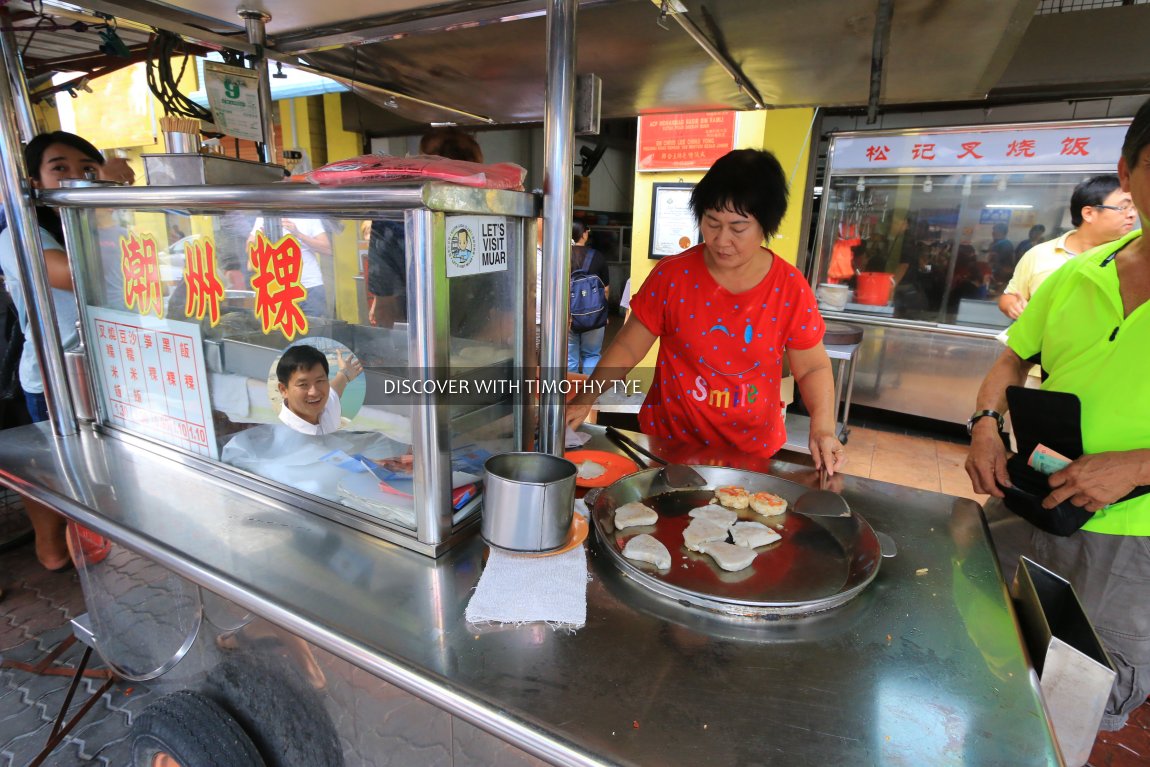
[64,343,94,421]
[482,452,576,553]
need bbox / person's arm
[99,157,136,185]
[964,347,1031,497]
[787,343,846,475]
[284,221,333,257]
[44,247,74,292]
[565,316,656,429]
[331,350,363,397]
[997,292,1026,320]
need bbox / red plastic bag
[305,154,526,190]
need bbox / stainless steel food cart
[0,424,1064,765]
[0,0,1072,763]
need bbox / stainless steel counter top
[0,422,1062,766]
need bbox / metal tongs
[605,427,707,488]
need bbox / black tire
[205,650,343,767]
[130,690,266,767]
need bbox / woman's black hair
[689,149,789,239]
[24,131,104,182]
[23,132,104,245]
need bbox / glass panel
[72,206,523,537]
[444,221,519,527]
[816,172,1098,329]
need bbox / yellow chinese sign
[248,232,309,340]
[120,232,163,318]
[182,237,225,326]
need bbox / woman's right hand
[565,401,594,431]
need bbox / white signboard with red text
[88,307,219,459]
[830,122,1130,173]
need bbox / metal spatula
[605,427,707,488]
[792,468,852,518]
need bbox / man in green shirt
[966,98,1150,734]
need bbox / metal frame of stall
[0,0,580,457]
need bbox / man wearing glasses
[998,174,1137,320]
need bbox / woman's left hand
[100,158,136,185]
[810,430,847,476]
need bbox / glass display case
[52,181,537,556]
[809,120,1131,423]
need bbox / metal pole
[538,0,576,456]
[0,8,38,141]
[0,25,78,435]
[239,8,278,165]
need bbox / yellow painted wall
[322,92,364,323]
[628,107,816,375]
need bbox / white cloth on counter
[221,425,406,501]
[465,500,589,629]
[565,426,592,448]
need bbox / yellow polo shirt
[1006,230,1150,536]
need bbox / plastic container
[855,272,895,306]
[816,283,850,311]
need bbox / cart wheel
[130,690,265,767]
[205,650,343,767]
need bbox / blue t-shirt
[0,225,79,394]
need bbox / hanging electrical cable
[145,29,212,120]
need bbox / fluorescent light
[985,204,1033,209]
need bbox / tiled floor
[815,420,988,504]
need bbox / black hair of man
[276,344,329,386]
[1028,224,1046,239]
[571,220,587,243]
[1121,96,1150,171]
[690,149,788,239]
[1069,174,1121,227]
[992,223,1009,239]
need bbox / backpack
[569,248,608,333]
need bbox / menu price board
[637,111,737,171]
[88,307,218,459]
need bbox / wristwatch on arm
[966,409,1004,436]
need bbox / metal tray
[588,466,882,617]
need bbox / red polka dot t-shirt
[629,244,825,457]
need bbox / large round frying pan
[587,466,882,617]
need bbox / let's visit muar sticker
[445,215,510,278]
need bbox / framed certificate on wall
[649,183,699,258]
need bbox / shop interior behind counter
[816,172,1099,329]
